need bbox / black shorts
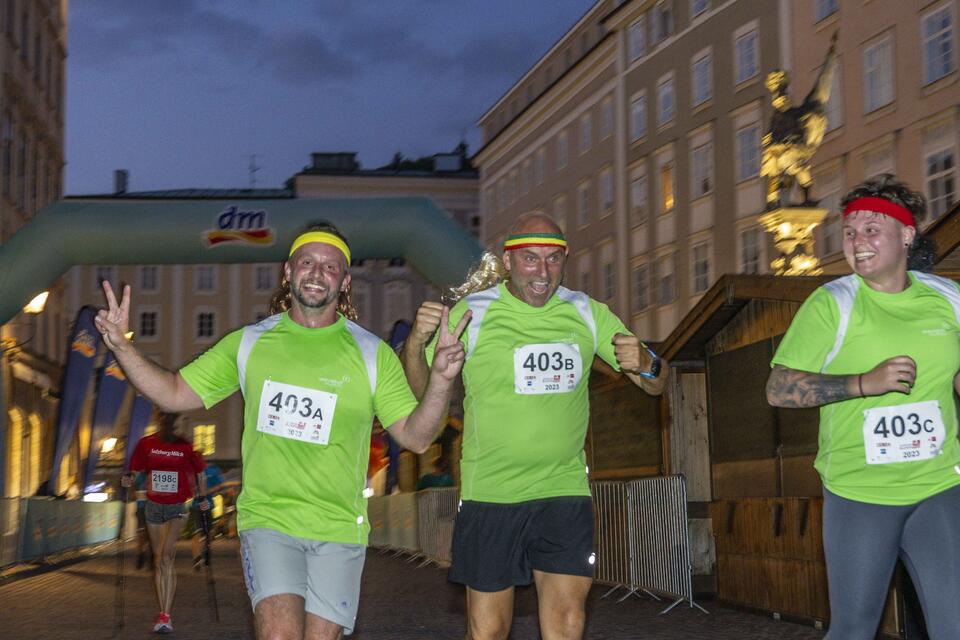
[449,496,595,592]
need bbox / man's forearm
[766,364,859,408]
[112,343,197,412]
[400,339,431,400]
[397,375,454,454]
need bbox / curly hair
[269,221,359,320]
[841,173,937,272]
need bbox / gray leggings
[823,483,960,640]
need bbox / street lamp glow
[22,291,49,315]
[101,437,118,453]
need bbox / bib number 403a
[257,380,338,446]
[266,391,324,420]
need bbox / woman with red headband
[767,174,960,639]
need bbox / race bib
[151,470,178,493]
[862,400,946,465]
[257,380,338,445]
[514,343,582,394]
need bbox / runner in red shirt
[122,413,208,634]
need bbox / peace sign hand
[430,306,471,382]
[94,281,132,353]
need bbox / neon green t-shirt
[180,313,417,544]
[771,273,960,505]
[429,283,631,503]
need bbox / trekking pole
[199,504,220,622]
[114,483,132,638]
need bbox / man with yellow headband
[402,212,667,640]
[95,222,469,639]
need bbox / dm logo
[71,329,97,358]
[204,205,275,247]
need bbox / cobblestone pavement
[0,539,825,639]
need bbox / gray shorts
[144,500,187,525]
[239,528,366,635]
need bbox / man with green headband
[402,212,667,640]
[95,222,470,639]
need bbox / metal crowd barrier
[0,498,20,568]
[591,481,632,597]
[368,488,459,567]
[416,487,458,567]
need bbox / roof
[66,188,294,200]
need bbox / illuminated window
[193,424,216,457]
[659,163,675,212]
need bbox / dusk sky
[65,1,594,195]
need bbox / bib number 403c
[871,413,935,438]
[862,400,945,465]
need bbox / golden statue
[761,32,838,209]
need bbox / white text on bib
[862,400,945,465]
[514,343,582,394]
[257,380,338,445]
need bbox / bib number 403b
[266,391,324,420]
[521,351,576,373]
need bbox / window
[535,148,545,185]
[631,174,648,225]
[558,131,569,169]
[815,0,838,22]
[599,169,614,217]
[578,181,590,227]
[657,253,676,304]
[692,52,712,107]
[692,241,711,293]
[863,37,893,113]
[923,5,955,85]
[657,76,675,126]
[578,254,592,294]
[628,17,647,60]
[819,190,842,255]
[554,195,567,227]
[351,281,369,323]
[659,162,675,212]
[926,148,956,220]
[193,424,215,456]
[254,265,274,291]
[139,311,158,338]
[383,281,411,334]
[691,0,709,18]
[140,266,158,292]
[740,228,761,274]
[630,94,647,141]
[95,266,115,290]
[691,142,713,198]
[602,260,615,301]
[600,99,613,139]
[736,124,760,181]
[653,1,674,44]
[632,264,650,311]
[579,113,592,154]
[735,28,759,84]
[196,311,216,339]
[195,265,216,292]
[825,63,843,131]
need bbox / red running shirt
[129,433,206,505]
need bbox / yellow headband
[288,231,351,264]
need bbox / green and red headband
[843,196,915,228]
[503,232,568,251]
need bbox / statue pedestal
[759,206,829,276]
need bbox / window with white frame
[535,147,545,185]
[692,241,710,294]
[599,168,614,216]
[631,173,648,225]
[254,265,274,291]
[630,94,647,141]
[579,113,592,154]
[383,281,411,333]
[95,266,115,291]
[923,4,955,85]
[196,311,216,340]
[578,253,592,294]
[558,131,569,169]
[628,16,647,60]
[734,27,759,84]
[657,253,676,304]
[735,124,760,181]
[826,63,843,131]
[195,265,216,292]
[653,1,674,44]
[140,266,158,292]
[554,194,567,228]
[657,75,675,126]
[139,310,158,338]
[193,424,215,456]
[602,260,615,301]
[632,264,650,311]
[815,0,838,22]
[819,189,842,255]
[691,142,713,198]
[692,51,712,107]
[863,36,893,113]
[926,148,956,220]
[659,162,675,212]
[578,181,590,227]
[691,0,709,19]
[600,98,613,139]
[740,227,761,274]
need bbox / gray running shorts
[239,527,366,635]
[144,500,186,525]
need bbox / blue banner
[82,354,128,490]
[386,320,411,494]
[123,394,153,472]
[48,307,100,494]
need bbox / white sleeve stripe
[821,275,859,372]
[237,314,283,395]
[345,320,380,396]
[913,271,960,325]
[464,286,501,359]
[556,287,597,353]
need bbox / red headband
[843,196,916,228]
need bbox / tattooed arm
[766,356,917,408]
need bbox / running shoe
[152,612,173,634]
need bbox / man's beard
[291,280,338,310]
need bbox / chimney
[114,169,128,195]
